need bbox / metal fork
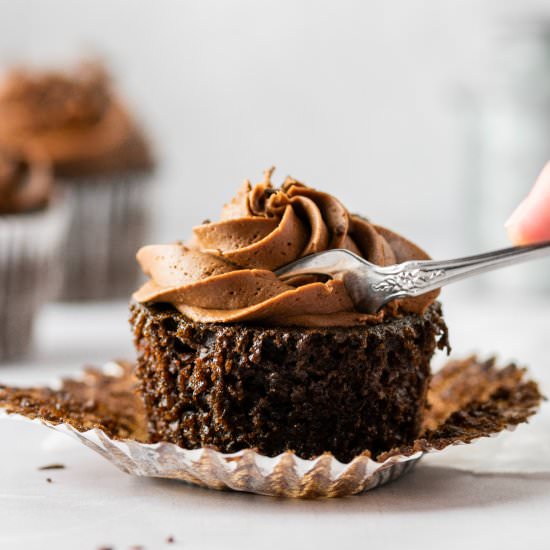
[275,241,550,313]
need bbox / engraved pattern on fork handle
[371,269,446,294]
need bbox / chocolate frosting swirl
[134,169,438,326]
[0,63,153,176]
[0,151,52,215]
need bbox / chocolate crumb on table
[46,478,52,483]
[38,463,65,470]
[166,536,175,543]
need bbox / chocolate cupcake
[0,62,155,300]
[0,150,68,360]
[130,170,449,462]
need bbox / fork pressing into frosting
[275,242,550,313]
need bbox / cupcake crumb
[38,463,65,470]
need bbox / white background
[2,0,550,252]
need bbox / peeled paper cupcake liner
[0,196,70,360]
[0,356,543,498]
[58,172,152,301]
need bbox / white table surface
[1,287,549,550]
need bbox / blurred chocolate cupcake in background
[0,62,155,301]
[0,150,68,360]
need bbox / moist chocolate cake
[131,301,448,462]
[131,169,450,462]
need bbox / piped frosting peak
[134,169,438,326]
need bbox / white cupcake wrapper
[58,173,153,301]
[0,197,70,360]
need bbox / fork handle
[377,240,550,299]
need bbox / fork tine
[275,249,367,279]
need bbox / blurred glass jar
[464,19,550,294]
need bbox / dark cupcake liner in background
[58,173,152,301]
[0,197,69,361]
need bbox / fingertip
[504,163,550,245]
